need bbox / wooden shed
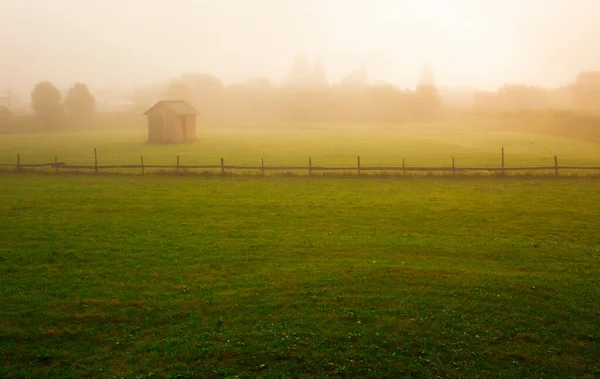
[143,100,198,143]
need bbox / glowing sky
[2,0,600,93]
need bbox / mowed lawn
[1,174,599,377]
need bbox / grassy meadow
[1,122,600,377]
[1,174,600,377]
[1,122,600,172]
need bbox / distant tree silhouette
[31,81,64,129]
[340,65,368,89]
[246,77,272,90]
[366,82,412,121]
[131,68,454,123]
[164,80,192,102]
[414,64,441,115]
[64,82,96,123]
[497,84,549,110]
[414,84,442,111]
[418,64,435,87]
[179,72,224,97]
[309,59,328,87]
[572,72,600,110]
[171,72,225,117]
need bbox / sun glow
[396,0,473,33]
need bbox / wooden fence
[1,147,600,176]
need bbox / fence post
[402,158,406,177]
[452,157,455,176]
[221,158,225,174]
[260,158,264,176]
[501,147,505,176]
[17,154,20,170]
[141,156,145,175]
[357,156,361,175]
[94,148,98,173]
[176,155,180,174]
[54,156,58,173]
[554,156,559,176]
[308,157,312,176]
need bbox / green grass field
[1,174,599,377]
[1,125,600,170]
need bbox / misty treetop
[132,57,600,124]
[16,57,600,133]
[64,82,96,122]
[29,81,96,131]
[31,81,65,128]
[135,58,443,123]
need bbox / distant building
[143,100,198,143]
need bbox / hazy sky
[2,0,600,95]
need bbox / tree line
[133,60,443,123]
[30,81,96,130]
[473,72,600,111]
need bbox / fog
[2,0,600,95]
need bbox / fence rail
[2,148,600,176]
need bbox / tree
[177,72,225,118]
[414,84,442,116]
[414,64,441,116]
[572,72,600,110]
[309,59,328,87]
[164,80,192,102]
[246,77,272,91]
[64,82,96,123]
[497,84,549,110]
[31,81,64,128]
[418,64,435,87]
[340,65,368,89]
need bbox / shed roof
[143,100,198,116]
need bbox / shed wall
[184,115,197,141]
[147,104,185,143]
[146,103,197,143]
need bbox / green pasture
[1,174,599,377]
[1,125,600,170]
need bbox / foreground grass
[1,174,599,377]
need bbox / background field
[1,122,600,171]
[1,174,599,377]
